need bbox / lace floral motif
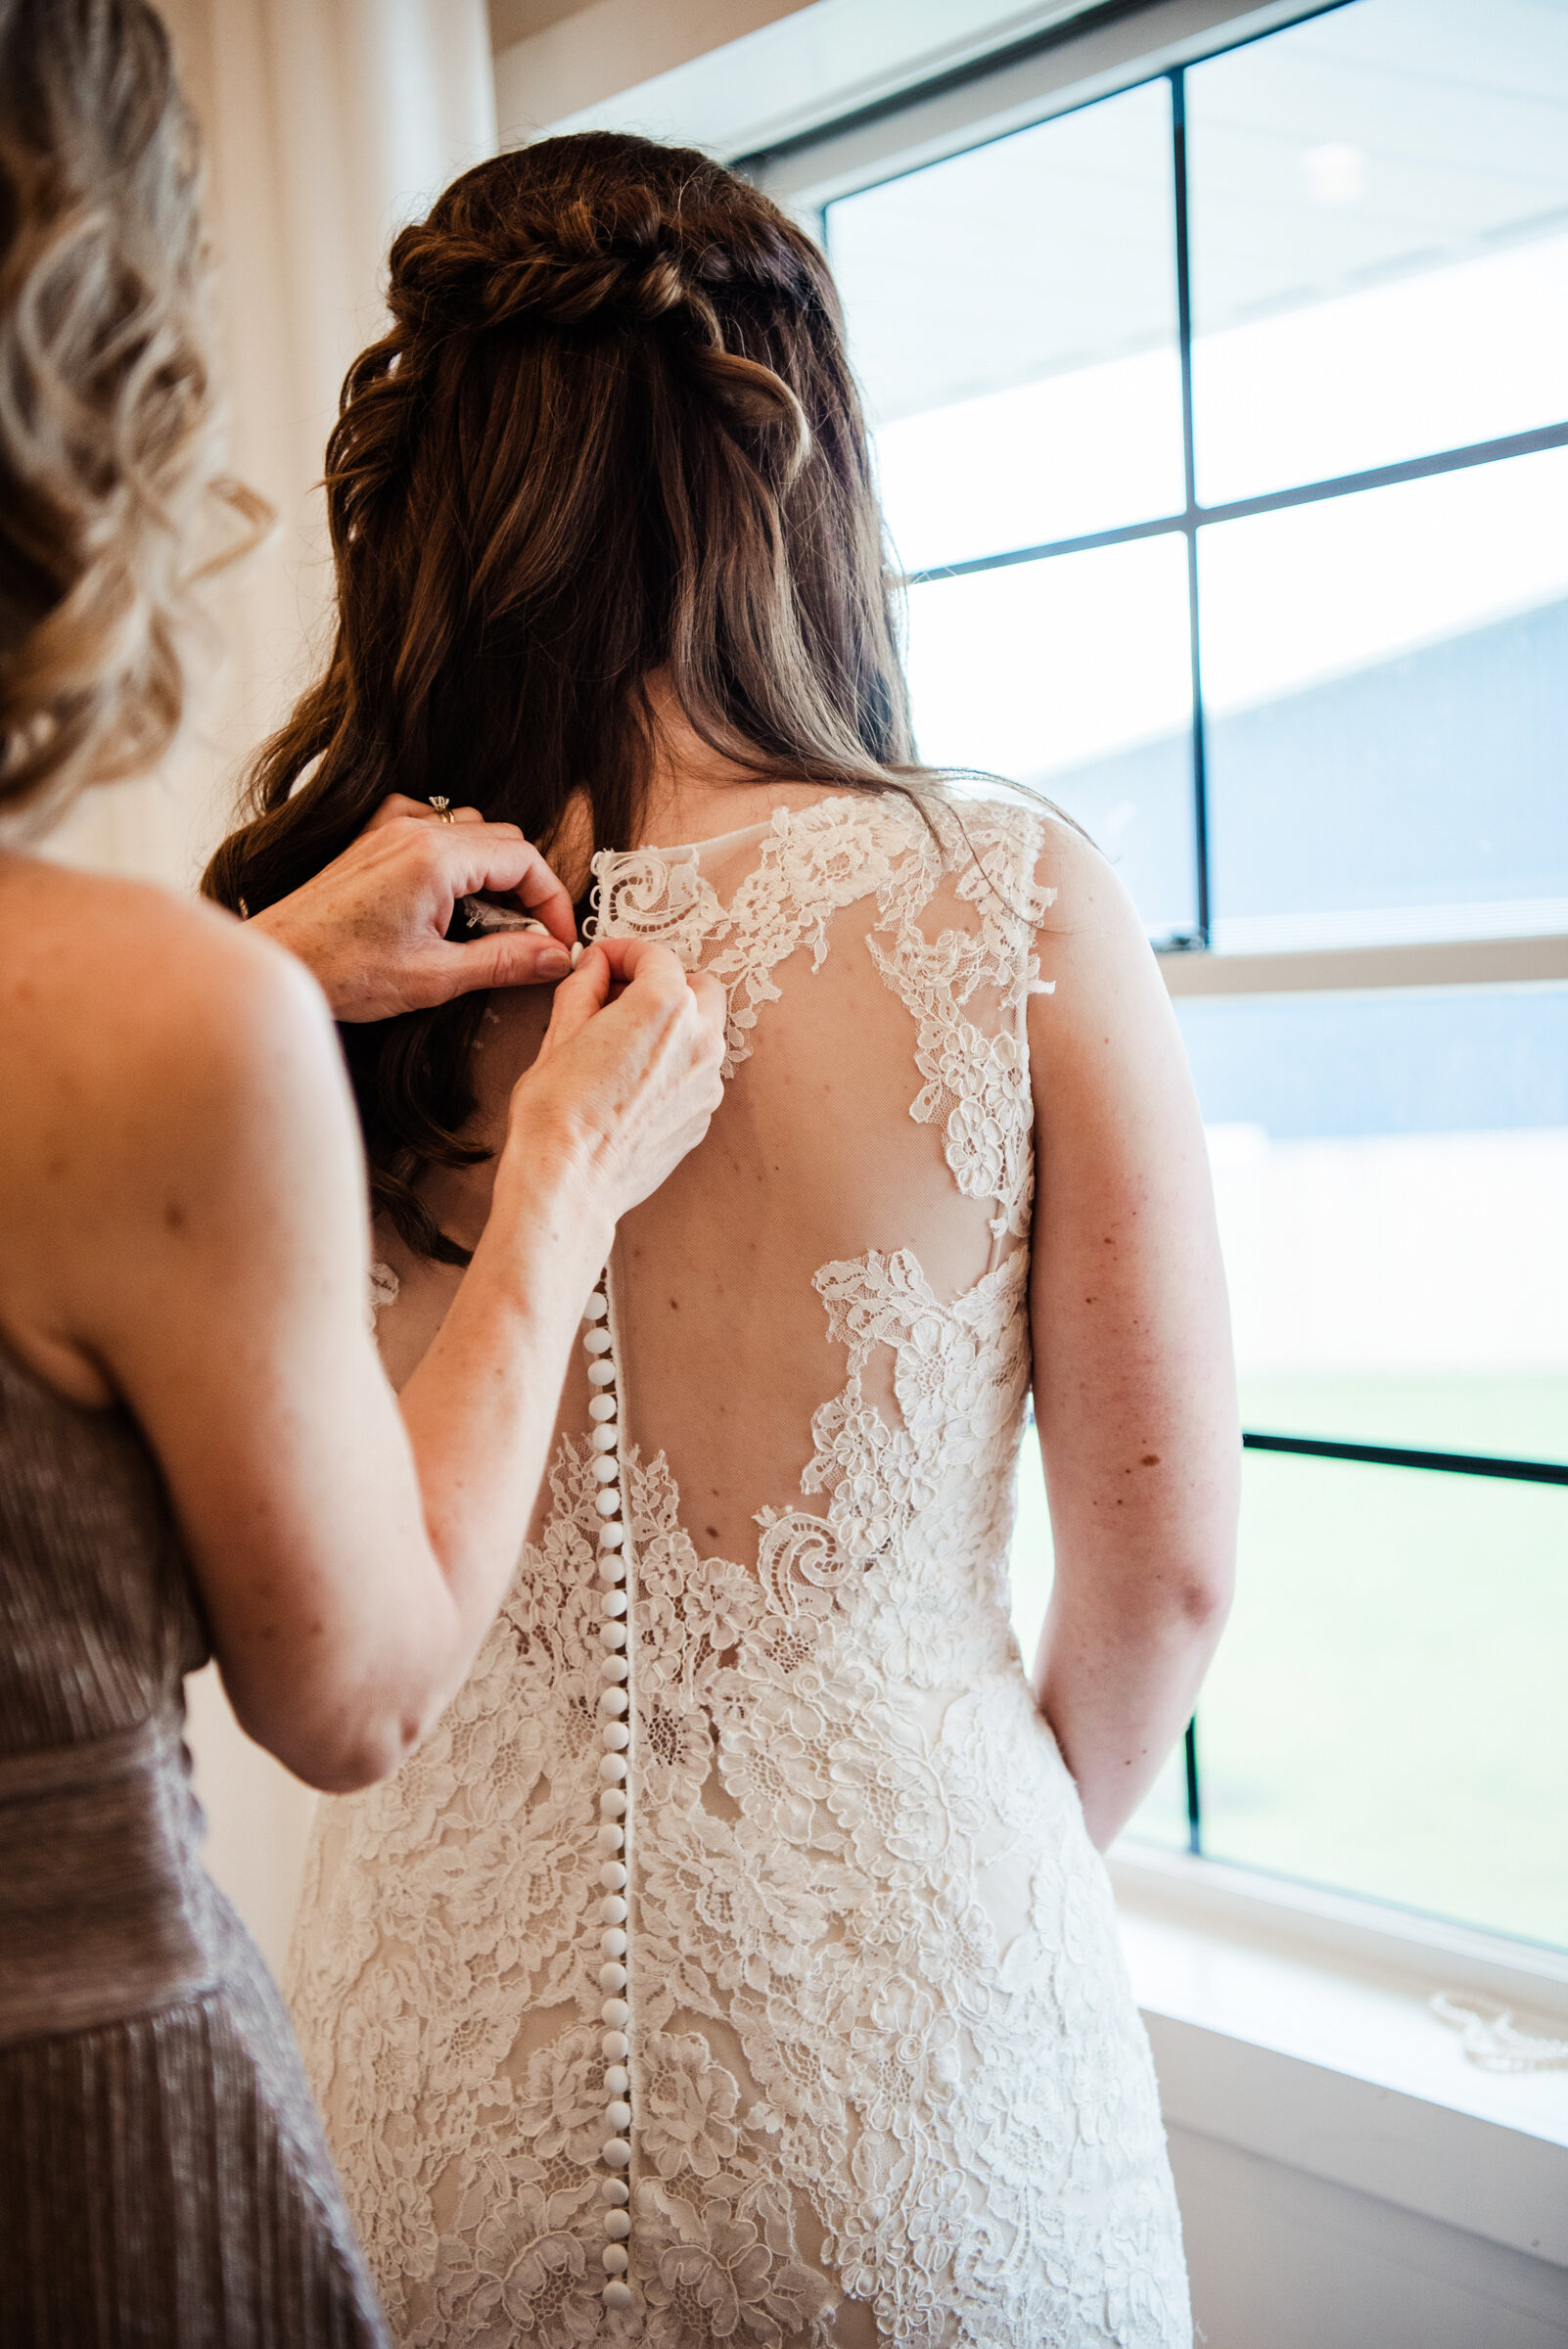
[289,795,1189,2347]
[866,801,1057,1241]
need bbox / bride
[212,132,1237,2347]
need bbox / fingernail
[540,946,572,978]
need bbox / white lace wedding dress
[288,791,1191,2349]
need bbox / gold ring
[428,795,456,824]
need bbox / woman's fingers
[686,968,726,1037]
[512,941,726,1215]
[536,943,614,1055]
[362,793,434,831]
[426,930,573,996]
[364,801,577,951]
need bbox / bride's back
[295,779,1202,2346]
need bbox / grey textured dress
[0,1330,390,2348]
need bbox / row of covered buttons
[585,1281,634,2312]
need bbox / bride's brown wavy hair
[204,131,929,1260]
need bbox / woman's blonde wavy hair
[0,0,256,828]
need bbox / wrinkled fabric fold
[0,1708,219,2045]
[0,1332,389,2346]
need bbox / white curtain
[51,0,496,894]
[47,0,495,1974]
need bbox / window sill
[1110,1844,1568,2267]
[1156,930,1568,994]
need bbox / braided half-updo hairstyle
[205,130,930,1261]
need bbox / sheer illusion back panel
[609,868,1019,1575]
[290,793,1190,2349]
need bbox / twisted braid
[387,184,812,477]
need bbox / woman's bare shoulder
[0,852,332,1097]
[0,853,348,1395]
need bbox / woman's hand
[497,938,728,1235]
[248,794,578,1021]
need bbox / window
[761,0,1568,1951]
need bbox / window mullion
[1171,67,1211,946]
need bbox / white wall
[490,0,1116,160]
[1170,2124,1568,2349]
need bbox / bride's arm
[1026,824,1238,1849]
[30,882,722,1793]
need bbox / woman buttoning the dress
[0,8,725,2342]
[210,135,1238,2348]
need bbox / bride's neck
[554,673,820,891]
[636,674,768,842]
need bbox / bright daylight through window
[821,0,1568,1949]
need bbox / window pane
[1176,981,1568,1942]
[1186,0,1568,504]
[1199,446,1568,949]
[1199,1450,1568,1947]
[1179,984,1568,1447]
[828,79,1183,573]
[904,532,1196,939]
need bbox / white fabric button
[599,1623,626,1650]
[601,2028,630,2060]
[601,1723,629,1752]
[596,1823,624,1856]
[598,1754,627,1784]
[600,1861,627,1891]
[601,1655,628,1684]
[602,2280,633,2310]
[592,1455,620,1485]
[600,2176,629,2205]
[591,1424,619,1453]
[602,2243,629,2275]
[583,1327,613,1355]
[598,1688,628,1718]
[601,1998,630,2030]
[599,1964,627,1996]
[601,1589,627,1618]
[599,1789,626,1819]
[605,2208,631,2240]
[583,1293,608,1320]
[605,2096,631,2130]
[595,1489,623,1517]
[597,1521,624,1548]
[603,2062,629,2093]
[589,1395,617,1421]
[601,1930,627,1960]
[598,1557,625,1587]
[601,2136,631,2167]
[600,1895,628,1924]
[588,1360,616,1387]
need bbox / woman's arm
[16,876,722,1792]
[1027,825,1238,1849]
